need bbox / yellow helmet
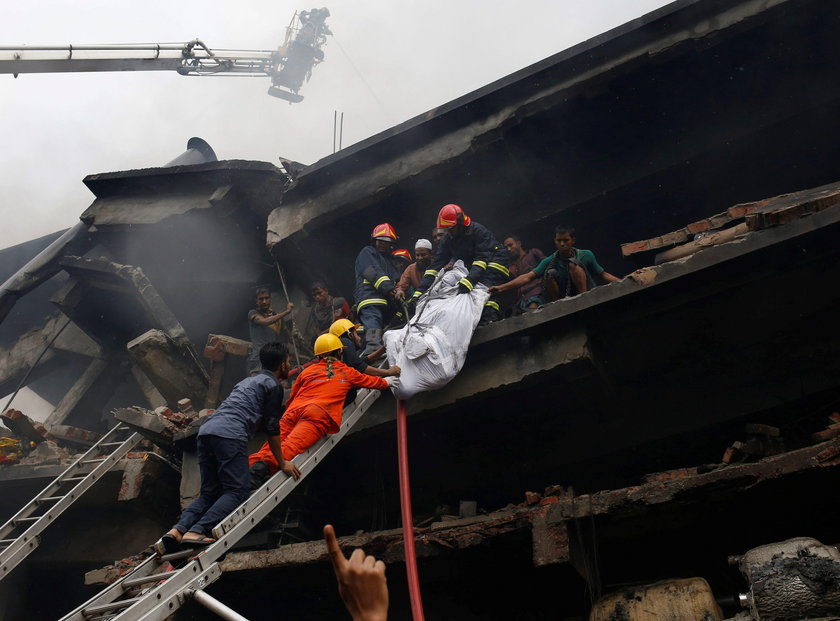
[314,333,345,356]
[329,318,359,338]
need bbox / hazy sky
[1,0,672,250]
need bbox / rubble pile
[0,408,101,467]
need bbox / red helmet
[436,204,471,229]
[392,248,412,261]
[371,222,398,241]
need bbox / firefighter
[409,204,510,324]
[248,333,392,480]
[354,223,402,356]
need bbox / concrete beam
[358,327,594,431]
[214,437,840,576]
[127,330,208,408]
[0,313,101,397]
[43,357,109,429]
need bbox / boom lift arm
[0,7,331,103]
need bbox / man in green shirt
[490,226,620,301]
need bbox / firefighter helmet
[371,222,398,241]
[392,248,412,262]
[329,318,359,338]
[313,333,345,356]
[436,204,471,229]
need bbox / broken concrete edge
[621,179,840,257]
[472,202,840,348]
[0,450,154,482]
[113,406,204,450]
[178,437,840,578]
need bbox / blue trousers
[173,434,250,536]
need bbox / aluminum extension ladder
[0,424,142,582]
[60,386,384,621]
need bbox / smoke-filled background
[0,0,671,249]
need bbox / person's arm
[267,434,300,480]
[362,345,385,364]
[324,525,388,621]
[364,365,400,378]
[344,365,390,390]
[251,303,294,326]
[600,271,621,283]
[261,383,301,480]
[489,270,537,294]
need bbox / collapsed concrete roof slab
[81,160,289,229]
[267,0,840,300]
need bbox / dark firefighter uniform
[413,218,510,324]
[354,243,402,354]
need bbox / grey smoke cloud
[0,0,671,249]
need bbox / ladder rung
[81,458,108,464]
[64,476,86,482]
[159,548,196,562]
[0,539,14,545]
[15,517,39,523]
[122,570,177,588]
[116,425,130,432]
[38,495,65,503]
[83,596,142,616]
[99,442,123,448]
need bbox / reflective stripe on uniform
[374,275,392,289]
[423,269,438,277]
[484,300,500,311]
[357,298,389,310]
[363,279,372,285]
[471,260,487,269]
[412,290,422,298]
[458,278,474,291]
[488,262,510,277]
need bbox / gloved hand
[457,281,472,294]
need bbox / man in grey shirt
[248,286,294,375]
[155,342,301,551]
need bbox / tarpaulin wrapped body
[384,261,489,400]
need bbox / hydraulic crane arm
[0,7,331,103]
[0,41,275,76]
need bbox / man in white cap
[394,239,433,302]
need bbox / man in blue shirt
[155,341,301,552]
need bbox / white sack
[384,261,489,400]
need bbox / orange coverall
[248,358,389,473]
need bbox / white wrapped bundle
[384,261,489,400]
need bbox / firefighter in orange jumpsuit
[248,333,394,478]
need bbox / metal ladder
[0,424,142,582]
[60,386,384,621]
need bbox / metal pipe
[186,589,250,621]
[274,262,302,369]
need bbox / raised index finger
[323,524,346,573]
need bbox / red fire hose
[396,398,426,621]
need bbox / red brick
[524,491,542,506]
[620,240,650,256]
[815,445,840,463]
[686,219,712,234]
[543,484,565,496]
[811,427,840,443]
[539,496,559,506]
